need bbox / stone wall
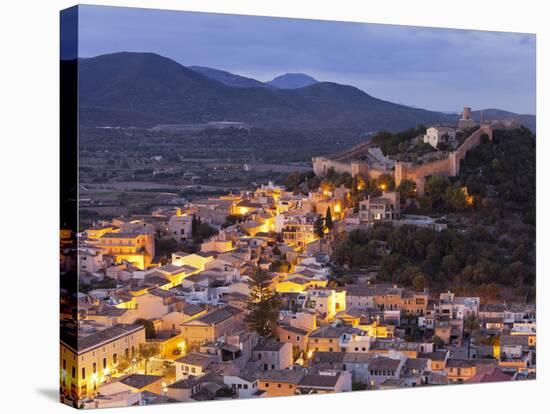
[395,124,493,195]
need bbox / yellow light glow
[334,204,341,214]
[307,349,314,359]
[379,184,387,191]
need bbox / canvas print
[60,5,536,409]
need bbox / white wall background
[0,0,546,413]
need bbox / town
[60,110,536,408]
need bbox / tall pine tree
[314,216,325,238]
[245,268,281,337]
[325,206,333,230]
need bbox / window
[277,384,282,388]
[289,384,293,389]
[103,358,107,370]
[93,363,97,374]
[63,359,66,370]
[81,367,86,380]
[71,367,75,379]
[191,367,196,373]
[243,384,248,390]
[271,365,275,369]
[113,353,117,364]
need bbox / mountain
[471,108,536,132]
[267,73,318,89]
[76,52,533,133]
[189,66,272,89]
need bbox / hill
[267,73,318,89]
[189,66,272,89]
[471,108,536,132]
[76,52,534,133]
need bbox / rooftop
[175,352,215,368]
[119,374,162,390]
[259,369,305,384]
[61,324,144,354]
[253,339,287,352]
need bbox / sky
[74,5,536,115]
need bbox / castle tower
[458,105,477,130]
[462,106,472,120]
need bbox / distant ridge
[267,73,318,89]
[189,66,272,89]
[76,52,535,132]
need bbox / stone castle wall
[395,125,493,195]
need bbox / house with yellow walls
[445,359,477,383]
[148,331,185,360]
[153,263,200,287]
[275,275,328,294]
[60,324,146,399]
[180,305,243,348]
[303,287,346,321]
[172,251,215,272]
[94,231,155,270]
[86,225,116,240]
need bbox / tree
[432,335,444,349]
[425,175,450,205]
[399,266,423,286]
[463,314,479,358]
[245,268,281,337]
[441,255,460,276]
[444,184,470,212]
[325,206,333,230]
[137,343,160,375]
[191,214,200,236]
[412,274,427,292]
[114,355,131,375]
[397,179,417,199]
[376,173,396,191]
[135,318,156,339]
[194,222,218,242]
[314,216,325,238]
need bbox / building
[367,356,405,389]
[252,339,293,371]
[174,352,217,380]
[297,370,352,394]
[445,359,476,383]
[168,215,193,242]
[258,370,306,397]
[282,213,319,250]
[94,232,155,270]
[60,324,146,399]
[308,325,357,353]
[458,106,477,130]
[423,125,457,149]
[359,192,400,222]
[223,374,260,398]
[180,305,243,347]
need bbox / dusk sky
[76,5,536,115]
